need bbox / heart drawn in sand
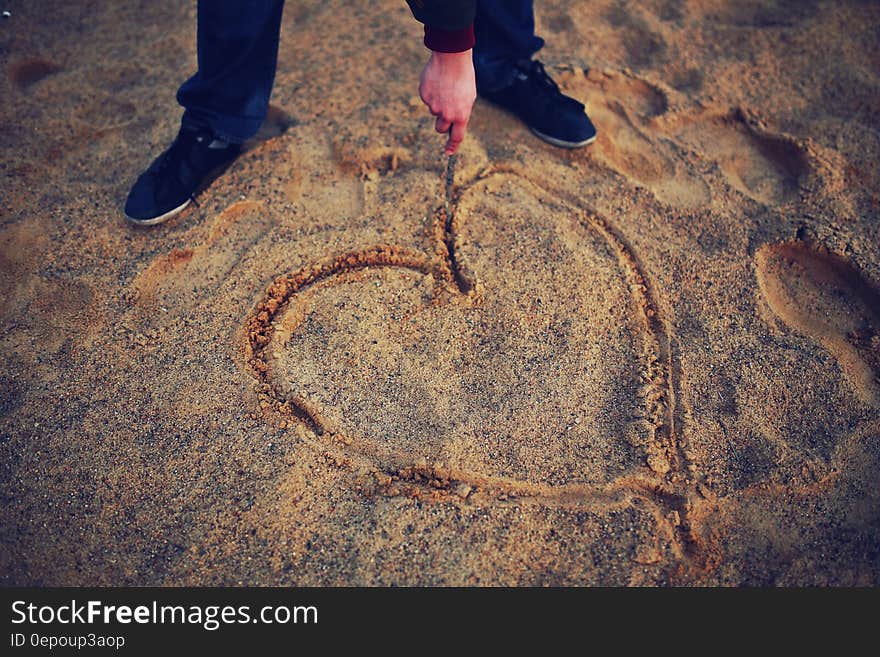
[245,171,678,501]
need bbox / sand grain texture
[1,0,879,585]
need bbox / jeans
[178,0,542,143]
[474,0,544,93]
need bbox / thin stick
[445,151,457,208]
[441,143,469,293]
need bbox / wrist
[431,49,473,66]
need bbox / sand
[1,0,879,586]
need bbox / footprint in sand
[332,130,412,182]
[558,69,809,208]
[246,172,676,495]
[134,200,274,311]
[75,96,138,131]
[665,109,808,206]
[0,218,101,354]
[756,241,880,406]
[559,68,711,208]
[238,115,367,216]
[7,57,59,92]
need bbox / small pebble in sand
[454,483,472,499]
[647,453,670,475]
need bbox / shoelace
[151,129,204,206]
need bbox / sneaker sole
[124,198,191,227]
[531,127,598,149]
[123,152,241,227]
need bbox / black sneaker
[480,59,597,148]
[124,126,241,226]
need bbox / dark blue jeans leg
[177,0,285,143]
[474,0,544,93]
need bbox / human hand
[419,49,476,155]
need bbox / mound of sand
[1,1,878,585]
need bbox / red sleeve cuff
[423,24,475,53]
